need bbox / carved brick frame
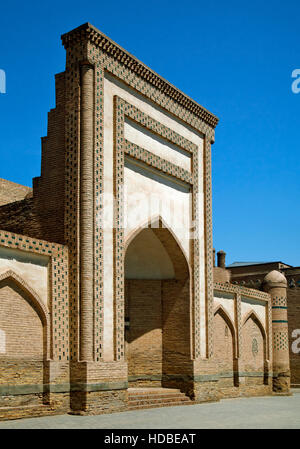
[63,33,216,361]
[0,230,68,362]
[213,281,272,366]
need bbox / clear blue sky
[0,0,299,266]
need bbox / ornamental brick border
[0,230,68,362]
[61,25,216,361]
[213,281,272,366]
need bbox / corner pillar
[263,270,290,394]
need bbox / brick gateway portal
[124,221,191,391]
[0,22,291,419]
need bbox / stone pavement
[0,390,300,429]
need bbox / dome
[263,270,287,286]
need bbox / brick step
[0,404,50,420]
[128,388,181,395]
[128,400,194,411]
[128,393,189,400]
[128,387,193,410]
[129,396,190,406]
[127,387,192,410]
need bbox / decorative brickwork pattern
[272,296,287,308]
[214,281,270,301]
[273,330,289,351]
[124,141,193,184]
[61,23,219,129]
[204,136,214,358]
[1,22,281,418]
[0,230,68,362]
[214,282,271,390]
[73,39,215,363]
[112,95,207,363]
[31,29,216,368]
[236,293,242,358]
[64,49,82,362]
[113,96,126,362]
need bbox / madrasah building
[0,23,292,419]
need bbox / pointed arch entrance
[0,270,49,407]
[124,218,191,389]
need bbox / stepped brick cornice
[61,23,219,129]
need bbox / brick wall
[0,198,42,239]
[213,311,234,380]
[0,72,66,245]
[0,278,44,360]
[32,72,66,244]
[230,265,300,385]
[241,317,264,374]
[0,179,32,207]
[125,277,191,387]
[0,277,44,407]
[287,284,300,385]
[125,279,162,383]
[162,279,191,381]
[213,267,231,284]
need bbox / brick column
[79,64,94,362]
[263,270,290,393]
[217,250,226,268]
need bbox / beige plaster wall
[0,247,49,305]
[102,72,206,360]
[241,296,267,329]
[213,292,267,332]
[125,228,175,279]
[214,291,235,323]
[124,118,192,172]
[124,159,191,256]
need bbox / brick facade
[0,179,32,207]
[0,23,289,420]
[230,262,299,387]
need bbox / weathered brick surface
[0,279,44,360]
[125,278,192,390]
[0,23,283,420]
[213,312,234,380]
[241,317,264,373]
[162,279,191,380]
[126,280,162,382]
[231,263,299,385]
[0,198,42,239]
[32,72,66,244]
[213,267,231,284]
[0,179,32,207]
[70,390,128,415]
[287,284,300,385]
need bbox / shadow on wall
[124,222,192,387]
[0,272,49,407]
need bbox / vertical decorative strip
[93,58,104,361]
[236,293,242,358]
[204,132,214,358]
[268,298,272,361]
[113,96,125,362]
[192,145,201,359]
[64,54,81,361]
[79,64,94,362]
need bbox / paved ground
[0,390,300,429]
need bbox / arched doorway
[124,220,191,390]
[241,313,266,383]
[0,270,49,407]
[213,306,238,389]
